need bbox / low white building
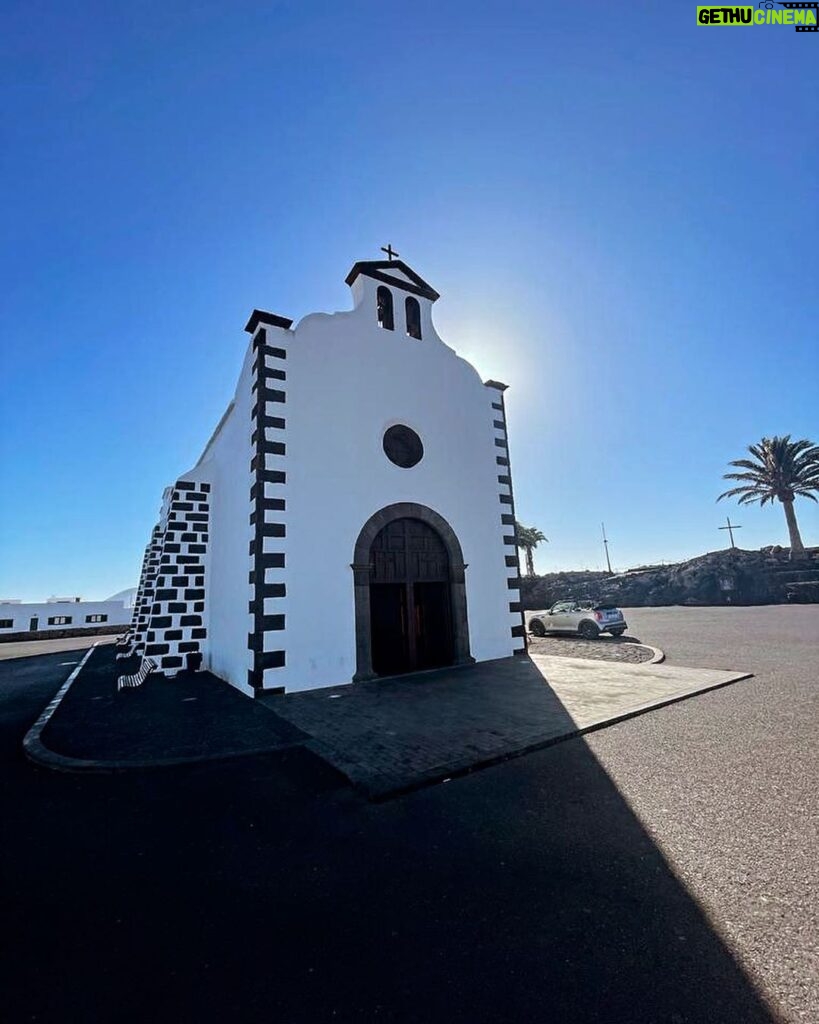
[121,256,526,695]
[0,597,130,635]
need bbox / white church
[120,254,526,696]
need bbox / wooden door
[369,518,454,676]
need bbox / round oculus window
[383,425,424,468]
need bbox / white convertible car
[528,600,628,640]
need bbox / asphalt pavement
[1,607,817,1023]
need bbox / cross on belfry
[719,516,742,549]
[381,243,399,261]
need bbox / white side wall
[195,347,255,695]
[0,600,130,633]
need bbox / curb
[638,643,665,664]
[22,645,304,774]
[528,636,666,666]
[23,643,103,772]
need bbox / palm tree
[718,435,819,558]
[515,522,548,577]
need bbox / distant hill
[105,587,137,608]
[520,547,819,609]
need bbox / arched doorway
[351,503,473,681]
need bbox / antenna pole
[602,522,613,574]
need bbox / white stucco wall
[192,347,255,696]
[0,600,130,633]
[275,275,516,692]
[157,262,522,695]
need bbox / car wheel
[609,627,626,637]
[529,618,546,637]
[579,620,599,640]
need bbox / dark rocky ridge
[520,546,819,609]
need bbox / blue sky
[1,0,817,599]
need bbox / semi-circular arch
[350,502,473,681]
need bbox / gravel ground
[527,633,654,663]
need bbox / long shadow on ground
[2,650,779,1023]
[40,645,306,762]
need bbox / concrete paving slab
[531,653,752,729]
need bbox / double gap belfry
[119,256,527,696]
[697,5,818,28]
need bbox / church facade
[120,257,526,696]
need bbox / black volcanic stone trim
[245,310,293,334]
[509,601,522,613]
[507,577,522,590]
[249,327,287,689]
[492,388,527,653]
[180,615,202,626]
[251,410,287,429]
[492,402,503,411]
[261,522,286,537]
[261,468,288,485]
[161,655,184,669]
[176,481,197,491]
[345,260,440,301]
[259,552,286,569]
[505,555,518,567]
[503,535,516,546]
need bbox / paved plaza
[267,652,750,797]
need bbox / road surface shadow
[1,650,780,1023]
